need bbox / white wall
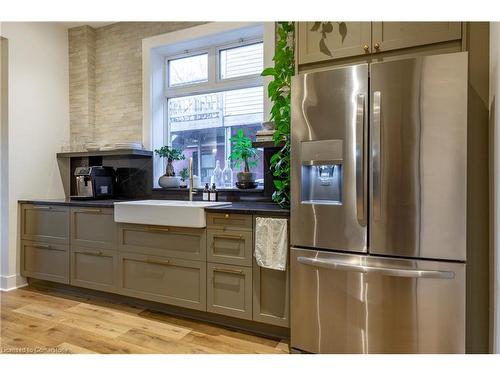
[490,22,500,354]
[1,34,8,291]
[0,22,70,290]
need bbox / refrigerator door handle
[372,91,381,219]
[355,94,366,226]
[296,256,455,279]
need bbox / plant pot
[235,172,257,189]
[179,180,188,188]
[159,175,180,188]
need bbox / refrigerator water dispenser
[300,139,343,205]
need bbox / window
[164,40,264,188]
[220,43,264,80]
[168,53,208,87]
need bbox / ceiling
[60,22,115,29]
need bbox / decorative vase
[159,175,180,188]
[235,172,257,189]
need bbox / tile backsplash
[69,22,205,147]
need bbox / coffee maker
[71,166,115,200]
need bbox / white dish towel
[254,217,288,271]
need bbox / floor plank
[0,286,289,354]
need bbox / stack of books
[255,129,276,142]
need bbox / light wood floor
[0,286,289,354]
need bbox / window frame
[166,49,210,88]
[164,37,264,101]
[163,37,265,174]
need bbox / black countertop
[18,199,290,215]
[204,202,289,216]
[18,198,124,208]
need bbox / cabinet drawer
[206,213,253,231]
[71,207,117,249]
[118,224,206,260]
[207,262,252,320]
[21,204,69,245]
[118,252,206,311]
[207,229,253,266]
[21,240,69,284]
[71,247,117,293]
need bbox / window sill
[152,187,264,193]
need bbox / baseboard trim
[0,273,27,291]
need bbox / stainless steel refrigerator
[290,52,468,354]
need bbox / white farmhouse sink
[114,200,230,228]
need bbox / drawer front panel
[118,224,206,260]
[206,213,253,231]
[71,247,117,292]
[21,204,69,244]
[207,229,253,266]
[71,208,117,249]
[21,241,69,284]
[207,262,252,320]
[119,252,206,311]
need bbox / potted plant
[154,146,185,188]
[179,167,189,188]
[229,129,258,189]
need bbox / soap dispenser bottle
[203,183,210,201]
[210,183,218,201]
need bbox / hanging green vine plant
[261,22,294,208]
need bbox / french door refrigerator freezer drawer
[290,247,465,354]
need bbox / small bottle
[203,183,210,201]
[210,183,218,201]
[222,160,233,188]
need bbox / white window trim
[142,22,275,187]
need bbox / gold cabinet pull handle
[33,243,65,252]
[213,267,244,275]
[78,208,102,214]
[146,226,170,233]
[374,42,380,50]
[215,234,244,240]
[224,214,230,218]
[81,250,104,256]
[146,258,170,266]
[34,243,51,249]
[363,44,369,52]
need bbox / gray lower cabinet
[252,259,289,328]
[207,229,253,266]
[71,207,117,249]
[21,240,69,284]
[118,224,206,261]
[207,262,252,320]
[71,247,117,293]
[118,252,206,311]
[21,204,69,245]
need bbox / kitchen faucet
[189,157,195,201]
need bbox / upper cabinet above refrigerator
[297,22,462,67]
[369,52,468,261]
[291,64,368,253]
